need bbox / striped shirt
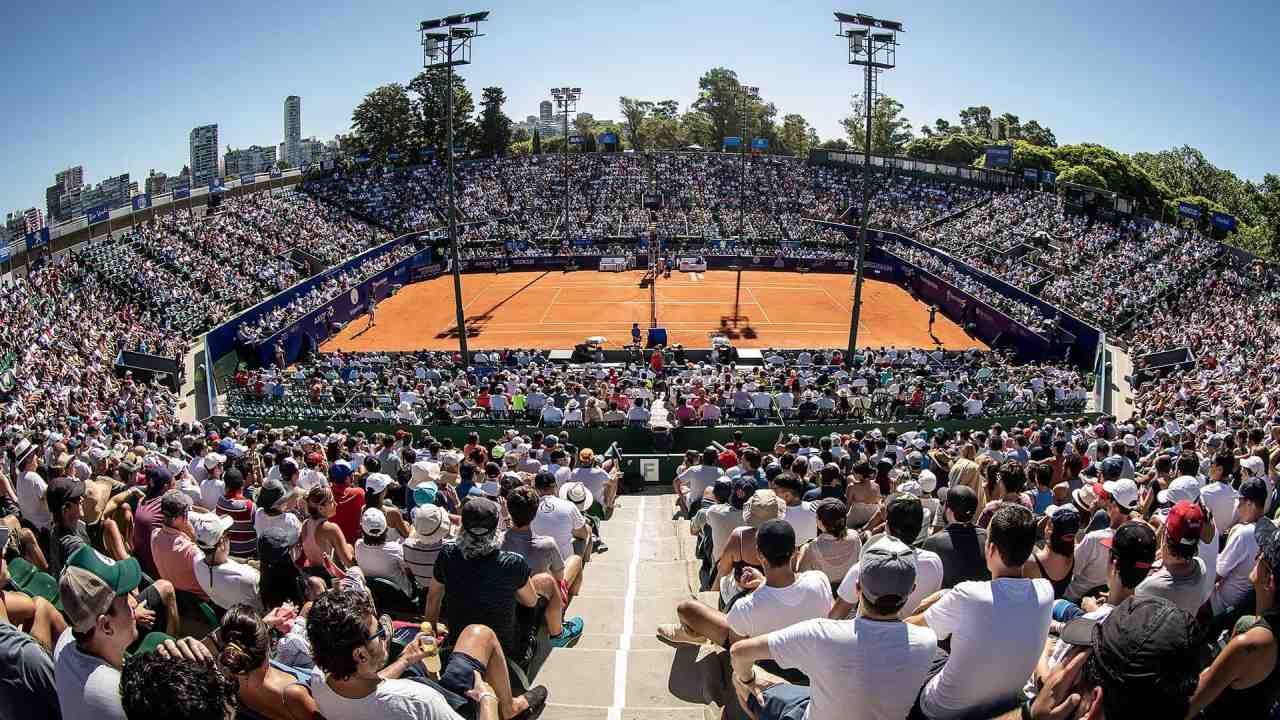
[403,538,448,591]
[216,494,258,558]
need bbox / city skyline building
[284,95,302,167]
[189,124,220,186]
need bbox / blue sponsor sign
[24,228,50,251]
[1042,170,1056,185]
[1177,202,1202,220]
[723,136,742,148]
[420,148,436,158]
[320,160,335,171]
[132,194,151,211]
[209,180,226,193]
[173,186,190,199]
[599,132,618,145]
[1023,168,1039,181]
[568,135,585,145]
[0,244,8,262]
[388,150,401,161]
[355,153,371,163]
[572,237,593,247]
[270,168,283,178]
[1211,211,1237,231]
[451,144,465,153]
[241,173,255,186]
[86,205,110,225]
[751,137,768,150]
[985,145,1013,168]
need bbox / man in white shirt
[962,393,983,418]
[771,474,818,545]
[658,520,833,646]
[1210,478,1269,614]
[13,439,52,532]
[1200,454,1239,542]
[530,471,590,560]
[907,504,1053,720]
[191,512,263,611]
[833,494,944,620]
[197,452,226,511]
[568,448,614,515]
[540,403,564,426]
[730,538,938,720]
[1065,474,1138,603]
[625,400,651,424]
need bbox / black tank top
[1203,608,1280,719]
[1034,552,1074,599]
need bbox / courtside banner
[1210,211,1237,231]
[173,187,190,199]
[751,138,768,150]
[241,174,255,186]
[86,205,110,225]
[1177,202,1202,220]
[24,228,50,251]
[985,145,1012,168]
[132,194,151,211]
[723,136,742,148]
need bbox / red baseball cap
[1165,501,1205,548]
[305,451,324,466]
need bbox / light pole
[834,11,901,367]
[421,11,489,362]
[737,84,759,239]
[551,87,581,242]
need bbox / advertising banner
[985,145,1013,168]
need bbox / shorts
[438,650,487,697]
[558,578,570,608]
[747,683,811,720]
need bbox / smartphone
[0,525,11,553]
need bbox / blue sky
[3,0,1277,217]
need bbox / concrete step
[572,560,700,596]
[568,594,698,651]
[541,704,714,720]
[535,647,721,708]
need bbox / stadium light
[833,10,903,367]
[551,87,582,242]
[421,10,489,361]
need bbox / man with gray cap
[729,537,937,720]
[151,489,210,603]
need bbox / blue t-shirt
[1032,488,1054,514]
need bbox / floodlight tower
[834,11,901,366]
[551,87,581,242]
[421,11,489,361]
[737,84,760,239]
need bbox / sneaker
[656,623,706,645]
[550,616,584,648]
[594,538,609,553]
[512,685,548,720]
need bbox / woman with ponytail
[216,604,324,720]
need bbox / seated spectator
[728,538,938,720]
[354,508,415,599]
[309,589,528,720]
[503,485,587,605]
[906,504,1053,719]
[772,473,818,545]
[215,468,258,558]
[192,513,264,612]
[120,651,233,720]
[1210,478,1268,616]
[254,479,303,542]
[403,504,452,601]
[151,490,211,603]
[795,498,862,589]
[329,461,366,545]
[834,494,943,620]
[214,604,323,720]
[568,448,614,518]
[530,471,590,561]
[1136,500,1218,614]
[1021,504,1078,600]
[0,568,59,720]
[424,497,583,654]
[300,484,356,572]
[658,519,833,645]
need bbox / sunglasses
[366,614,393,644]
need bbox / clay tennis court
[320,270,986,352]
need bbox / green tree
[691,67,749,146]
[572,114,597,148]
[408,71,476,156]
[511,127,530,144]
[618,97,654,149]
[476,86,512,158]
[653,100,680,120]
[778,114,816,157]
[531,127,542,155]
[351,83,417,161]
[1020,120,1057,147]
[1057,164,1108,190]
[841,94,914,155]
[679,111,714,149]
[958,106,992,137]
[819,138,852,150]
[644,115,686,149]
[904,134,985,165]
[996,113,1021,140]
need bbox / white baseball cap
[365,472,393,495]
[1101,478,1139,510]
[203,452,226,470]
[191,512,234,549]
[1158,475,1201,505]
[361,508,388,536]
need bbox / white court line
[820,286,851,313]
[538,287,563,324]
[609,495,647,720]
[746,286,772,324]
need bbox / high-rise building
[189,124,220,186]
[78,174,132,213]
[284,96,302,168]
[224,145,278,176]
[56,166,84,193]
[145,169,169,196]
[539,101,553,125]
[6,208,44,237]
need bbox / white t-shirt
[254,508,303,539]
[355,539,415,596]
[569,466,611,502]
[783,502,819,545]
[838,542,945,619]
[769,617,937,720]
[1065,527,1114,603]
[17,470,52,530]
[530,494,586,560]
[193,556,264,611]
[53,629,125,720]
[1212,521,1259,614]
[310,674,463,720]
[1200,482,1238,535]
[199,477,225,511]
[726,570,834,639]
[680,465,724,507]
[919,578,1054,720]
